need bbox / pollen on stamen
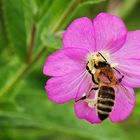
[105,52,110,59]
[110,63,119,68]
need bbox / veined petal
[111,31,140,88]
[109,86,135,122]
[63,17,95,51]
[43,48,89,77]
[74,99,102,124]
[93,13,127,53]
[113,59,140,88]
[122,76,140,88]
[112,31,140,59]
[76,74,92,100]
[45,69,88,104]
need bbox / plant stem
[26,24,36,63]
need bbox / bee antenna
[113,67,121,74]
[98,52,107,62]
[113,68,124,82]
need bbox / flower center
[87,52,118,73]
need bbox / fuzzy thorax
[87,52,118,73]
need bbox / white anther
[110,63,119,68]
[105,52,110,59]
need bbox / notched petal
[93,12,127,53]
[43,48,89,77]
[45,70,88,104]
[63,17,95,51]
[74,100,102,124]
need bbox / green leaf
[41,31,62,51]
[124,1,140,30]
[0,3,8,51]
[2,0,27,60]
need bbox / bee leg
[75,87,99,102]
[86,62,98,85]
[75,96,87,102]
[118,75,124,83]
[85,98,97,108]
[91,75,99,85]
[91,87,99,90]
[113,67,124,83]
[85,91,98,108]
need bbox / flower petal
[43,48,89,76]
[122,75,140,88]
[109,86,135,122]
[63,17,95,51]
[74,99,102,124]
[111,31,140,88]
[93,13,127,53]
[112,59,140,88]
[76,74,92,100]
[45,69,88,104]
[112,31,140,59]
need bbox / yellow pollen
[105,52,110,59]
[110,63,119,68]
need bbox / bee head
[94,61,110,69]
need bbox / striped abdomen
[97,86,115,121]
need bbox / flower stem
[26,24,36,63]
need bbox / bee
[76,52,132,121]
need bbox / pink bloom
[43,13,140,124]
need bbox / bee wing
[117,83,135,104]
[113,68,135,104]
[110,85,135,122]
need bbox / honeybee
[76,52,133,121]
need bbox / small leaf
[41,30,62,51]
[2,0,27,60]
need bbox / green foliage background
[0,0,140,139]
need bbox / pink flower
[43,13,140,124]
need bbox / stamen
[111,63,119,68]
[105,52,110,59]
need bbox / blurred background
[0,0,140,139]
